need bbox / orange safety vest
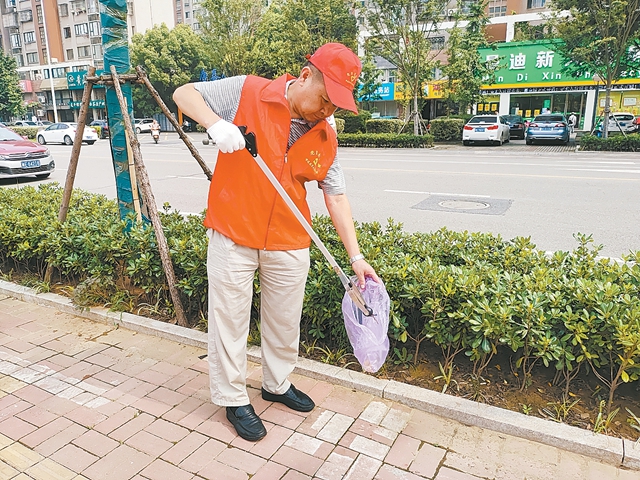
[204,74,338,250]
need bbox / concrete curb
[1,279,638,470]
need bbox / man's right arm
[173,84,222,130]
[173,77,247,153]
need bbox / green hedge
[429,118,466,142]
[9,126,39,140]
[338,133,434,148]
[579,133,640,151]
[2,184,640,407]
[335,118,345,134]
[334,110,372,133]
[366,119,404,134]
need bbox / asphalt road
[3,132,639,258]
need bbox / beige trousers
[206,229,310,406]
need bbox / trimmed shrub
[579,133,640,152]
[338,133,434,148]
[335,110,372,133]
[429,118,465,142]
[3,185,640,407]
[335,118,345,134]
[10,126,39,140]
[366,119,404,134]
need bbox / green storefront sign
[69,99,105,109]
[66,70,105,90]
[479,40,640,88]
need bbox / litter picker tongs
[238,126,374,318]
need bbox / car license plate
[21,160,40,169]
[475,128,485,132]
[542,127,551,130]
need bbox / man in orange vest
[173,43,379,442]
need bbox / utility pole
[40,0,59,122]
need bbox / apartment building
[127,0,175,40]
[174,0,202,31]
[1,0,105,122]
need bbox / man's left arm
[324,192,380,288]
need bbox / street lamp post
[40,0,58,123]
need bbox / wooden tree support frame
[45,66,217,328]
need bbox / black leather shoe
[226,405,266,441]
[261,384,315,412]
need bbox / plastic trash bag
[342,277,390,373]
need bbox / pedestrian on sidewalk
[173,43,379,442]
[568,112,577,133]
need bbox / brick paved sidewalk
[0,295,637,480]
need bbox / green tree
[551,0,640,137]
[358,52,383,112]
[0,51,26,120]
[130,23,209,116]
[198,0,264,77]
[250,0,358,78]
[249,2,313,78]
[363,0,449,135]
[440,1,497,114]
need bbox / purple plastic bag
[342,277,390,373]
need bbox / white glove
[207,120,246,153]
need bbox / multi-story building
[174,0,201,31]
[0,0,180,123]
[0,0,105,122]
[127,0,175,40]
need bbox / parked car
[89,119,110,138]
[462,115,510,146]
[502,114,526,139]
[13,120,39,128]
[607,112,636,134]
[134,118,155,134]
[0,125,55,180]
[38,121,52,127]
[36,122,98,145]
[525,114,570,145]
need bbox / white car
[462,115,511,146]
[607,112,636,134]
[13,120,40,128]
[36,122,98,145]
[134,118,155,134]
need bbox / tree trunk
[603,83,612,138]
[413,93,419,136]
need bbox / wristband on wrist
[349,254,365,264]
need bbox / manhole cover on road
[412,195,512,215]
[438,200,490,210]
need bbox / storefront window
[510,92,586,127]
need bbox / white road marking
[561,168,640,174]
[165,175,209,180]
[385,189,490,198]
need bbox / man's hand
[352,259,380,290]
[207,120,246,153]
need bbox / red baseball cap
[307,43,361,113]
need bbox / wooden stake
[44,66,96,284]
[110,66,189,328]
[122,97,143,223]
[135,66,212,181]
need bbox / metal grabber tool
[238,126,374,317]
